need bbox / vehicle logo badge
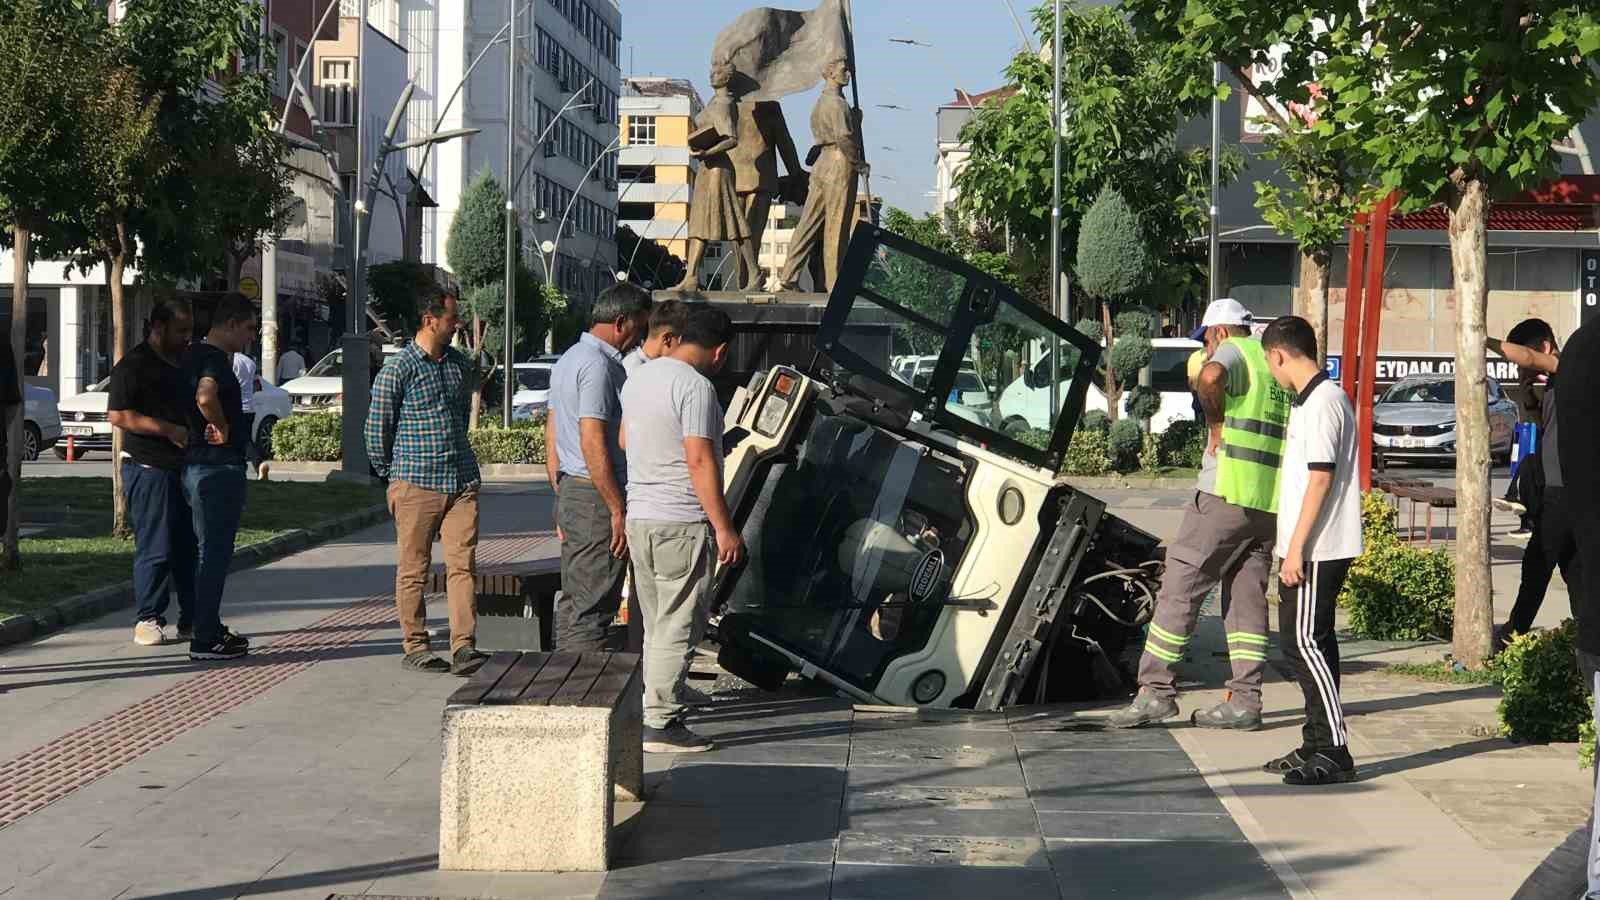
[911,550,944,602]
[75,412,85,422]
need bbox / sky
[622,0,1034,216]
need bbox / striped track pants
[1278,558,1355,750]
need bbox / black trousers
[1278,558,1355,751]
[1506,487,1581,635]
[555,475,626,652]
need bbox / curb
[0,502,391,653]
[266,461,550,482]
[1067,475,1196,490]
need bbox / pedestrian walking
[109,301,198,646]
[277,345,307,383]
[231,348,269,481]
[1488,319,1579,648]
[1109,298,1293,730]
[365,288,487,677]
[547,283,650,652]
[621,299,686,376]
[1259,316,1362,785]
[620,304,742,753]
[181,294,257,662]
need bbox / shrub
[1107,419,1144,472]
[1124,384,1162,421]
[1074,318,1105,344]
[1109,335,1153,383]
[1581,718,1595,770]
[1081,409,1111,433]
[1360,489,1399,547]
[271,413,343,461]
[1114,307,1158,339]
[1016,427,1052,451]
[1339,541,1455,640]
[469,417,548,465]
[1157,420,1206,468]
[1062,428,1110,476]
[1493,621,1590,744]
[1137,428,1160,472]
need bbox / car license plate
[64,425,94,437]
[1399,437,1426,448]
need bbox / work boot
[1105,690,1179,729]
[1190,699,1262,731]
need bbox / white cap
[1200,297,1254,328]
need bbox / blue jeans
[181,464,247,646]
[125,463,196,627]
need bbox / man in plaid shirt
[365,287,488,677]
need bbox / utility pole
[340,0,372,477]
[502,0,518,427]
[1048,0,1062,420]
[1209,62,1221,302]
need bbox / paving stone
[616,800,839,864]
[599,859,831,899]
[651,762,847,808]
[829,863,1060,900]
[671,740,848,768]
[1037,809,1247,842]
[836,831,1050,868]
[841,792,1041,837]
[1048,839,1290,899]
[1021,749,1224,814]
[847,760,1026,790]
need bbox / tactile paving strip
[0,532,552,829]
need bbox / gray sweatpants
[626,519,713,730]
[1137,491,1276,712]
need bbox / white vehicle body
[997,338,1202,435]
[510,362,554,422]
[282,345,404,413]
[22,384,61,460]
[56,372,293,459]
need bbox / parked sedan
[22,384,62,461]
[55,374,293,460]
[1372,374,1517,466]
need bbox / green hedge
[266,412,548,465]
[1337,491,1455,641]
[1493,621,1590,744]
[1155,420,1206,469]
[1062,428,1110,476]
[271,412,343,462]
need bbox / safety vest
[1216,337,1291,513]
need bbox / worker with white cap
[1110,298,1294,730]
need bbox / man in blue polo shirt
[546,283,650,652]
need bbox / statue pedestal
[651,289,830,307]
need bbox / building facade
[618,77,703,261]
[368,0,621,308]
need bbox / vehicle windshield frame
[817,226,1100,471]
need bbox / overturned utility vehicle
[710,226,1163,710]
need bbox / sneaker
[1282,747,1357,785]
[133,619,177,646]
[450,647,490,677]
[190,638,248,661]
[1190,700,1263,731]
[402,650,450,673]
[678,684,715,707]
[1105,691,1180,729]
[1493,497,1526,515]
[220,626,250,649]
[642,721,715,753]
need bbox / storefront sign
[238,277,260,300]
[1582,249,1600,325]
[1326,353,1524,388]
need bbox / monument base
[651,289,830,307]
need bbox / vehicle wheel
[22,423,41,461]
[1002,416,1031,438]
[1373,451,1387,473]
[255,415,279,460]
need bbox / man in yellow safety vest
[1109,298,1292,730]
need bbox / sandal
[1282,750,1357,785]
[1262,747,1309,774]
[402,650,450,673]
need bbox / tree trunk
[1296,246,1333,362]
[2,224,30,570]
[109,229,131,540]
[225,252,244,292]
[468,313,484,430]
[1100,300,1119,421]
[1447,178,1493,669]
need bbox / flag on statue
[711,0,852,101]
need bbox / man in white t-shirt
[619,304,743,754]
[231,349,268,480]
[1260,315,1362,786]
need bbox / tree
[1320,1,1600,667]
[1122,0,1371,358]
[954,3,1242,320]
[0,0,103,568]
[447,169,516,425]
[1076,187,1155,423]
[616,226,685,289]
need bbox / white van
[997,337,1202,435]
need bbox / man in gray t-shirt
[1194,338,1255,495]
[620,305,743,753]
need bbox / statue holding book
[671,60,761,293]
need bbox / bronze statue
[672,61,761,293]
[729,100,807,289]
[777,59,865,293]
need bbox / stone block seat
[439,650,643,872]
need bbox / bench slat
[578,652,640,708]
[447,651,523,706]
[547,653,611,706]
[518,652,582,705]
[483,652,552,704]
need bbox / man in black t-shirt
[108,302,197,647]
[181,294,257,662]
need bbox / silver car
[1372,374,1517,466]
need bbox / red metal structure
[1340,192,1400,492]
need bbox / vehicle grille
[1374,422,1450,437]
[68,411,108,423]
[295,394,338,408]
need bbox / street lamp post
[502,0,518,427]
[1048,0,1062,423]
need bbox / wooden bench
[439,650,643,872]
[425,557,560,652]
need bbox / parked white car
[281,345,404,413]
[22,384,61,461]
[510,361,555,422]
[56,372,292,460]
[997,337,1203,435]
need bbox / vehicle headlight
[512,403,543,421]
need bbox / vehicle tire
[54,446,71,461]
[255,415,279,460]
[1373,451,1387,473]
[22,423,41,461]
[1002,416,1031,438]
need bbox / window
[320,59,355,126]
[619,165,653,184]
[271,28,290,97]
[618,202,652,221]
[628,116,656,146]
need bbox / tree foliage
[1076,188,1151,303]
[447,169,512,290]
